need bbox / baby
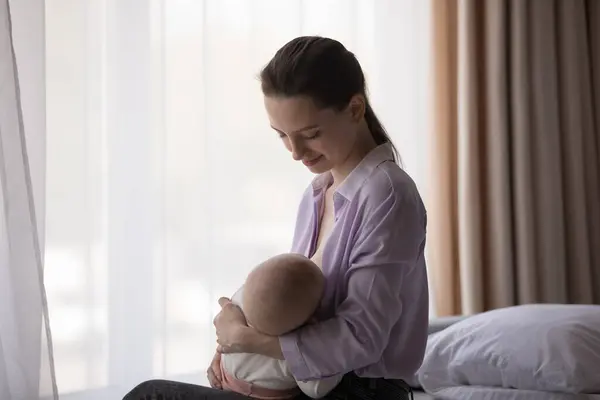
[219,253,342,399]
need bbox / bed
[411,316,466,400]
[413,386,600,400]
[410,304,600,400]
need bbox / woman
[124,36,428,400]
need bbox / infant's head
[242,253,324,336]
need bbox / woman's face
[264,95,361,174]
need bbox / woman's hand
[206,352,222,389]
[214,297,286,359]
[213,297,250,353]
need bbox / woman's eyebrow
[271,124,320,135]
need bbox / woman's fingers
[217,344,239,354]
[211,353,222,380]
[207,368,222,389]
[218,297,231,308]
[207,351,222,389]
[213,363,222,380]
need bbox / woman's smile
[302,155,323,167]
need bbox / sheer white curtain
[1,0,57,399]
[42,0,432,399]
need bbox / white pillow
[417,304,600,395]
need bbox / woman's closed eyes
[304,130,321,139]
[276,129,321,140]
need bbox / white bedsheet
[414,387,600,400]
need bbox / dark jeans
[122,373,413,400]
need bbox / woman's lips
[302,155,323,166]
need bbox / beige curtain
[428,0,600,316]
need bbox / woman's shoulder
[357,161,423,209]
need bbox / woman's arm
[221,326,285,359]
[279,263,411,380]
[216,181,427,381]
[279,187,426,381]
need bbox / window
[44,1,431,397]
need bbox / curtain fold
[429,0,600,316]
[0,0,57,399]
[429,0,460,317]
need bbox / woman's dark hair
[260,36,399,162]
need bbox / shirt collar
[310,143,395,201]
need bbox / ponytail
[364,101,401,164]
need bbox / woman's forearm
[242,327,284,359]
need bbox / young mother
[124,36,429,400]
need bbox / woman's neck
[330,127,378,185]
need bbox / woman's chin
[306,162,331,174]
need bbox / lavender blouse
[279,143,429,382]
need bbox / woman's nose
[290,139,305,161]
